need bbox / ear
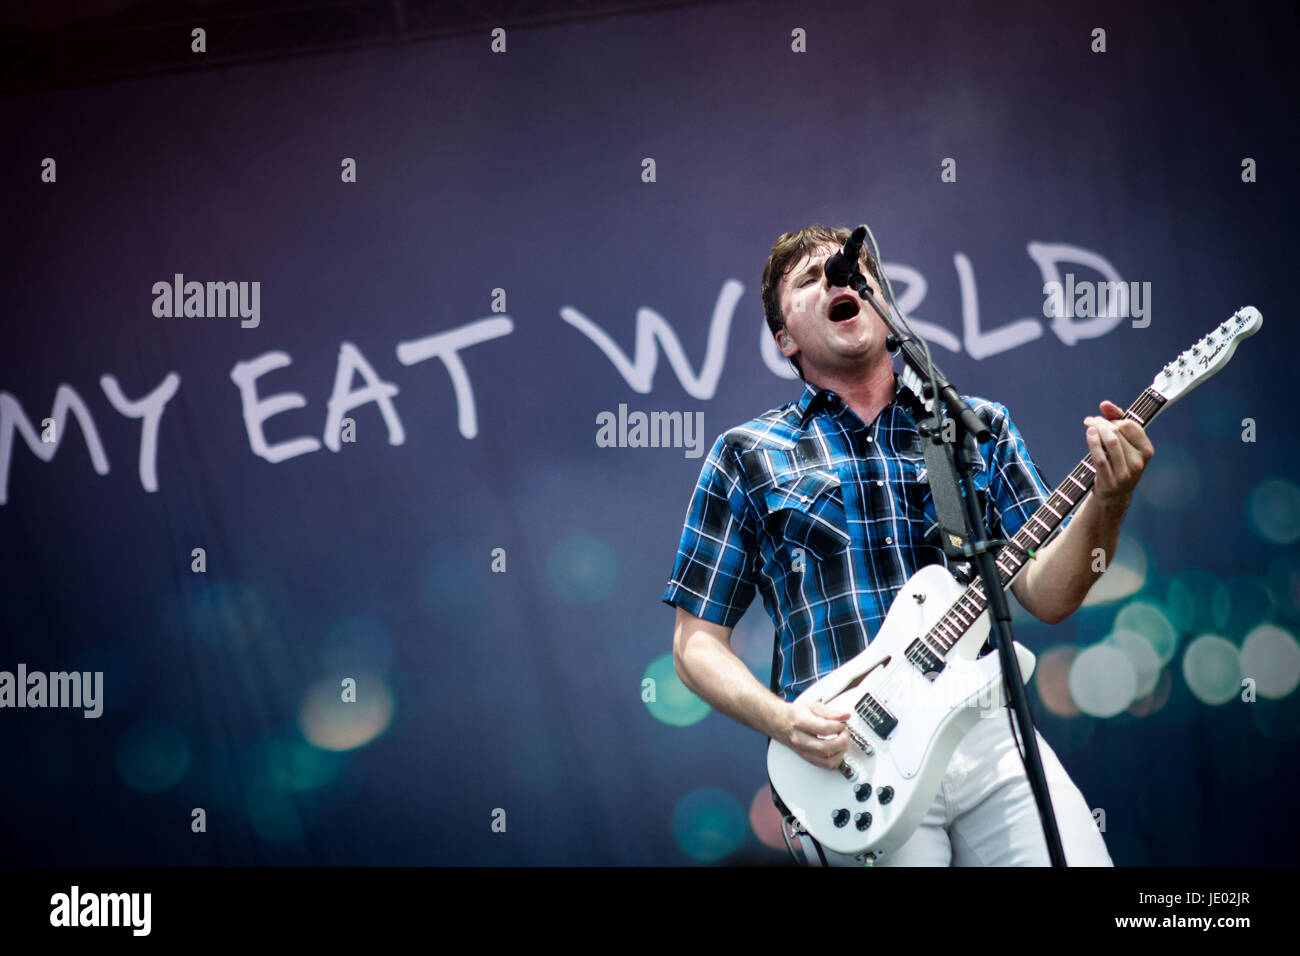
[776,329,798,359]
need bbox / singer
[662,224,1154,866]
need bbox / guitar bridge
[847,726,873,756]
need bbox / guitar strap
[768,379,972,866]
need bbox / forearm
[1016,491,1130,625]
[673,621,789,741]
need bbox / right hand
[782,700,851,770]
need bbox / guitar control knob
[854,812,872,831]
[854,783,872,802]
[877,786,894,804]
[832,808,850,828]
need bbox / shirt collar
[796,373,909,429]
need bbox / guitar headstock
[1150,306,1262,405]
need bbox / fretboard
[921,387,1167,657]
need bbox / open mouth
[828,294,861,322]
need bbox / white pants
[801,709,1114,866]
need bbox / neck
[806,354,896,426]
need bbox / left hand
[1084,400,1154,505]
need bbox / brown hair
[760,224,885,379]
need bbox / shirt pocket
[761,469,850,563]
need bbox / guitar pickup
[854,693,898,740]
[905,638,945,680]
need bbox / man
[662,224,1153,866]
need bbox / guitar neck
[922,387,1168,656]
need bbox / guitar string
[851,388,1166,736]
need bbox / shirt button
[885,536,893,544]
[799,495,810,504]
[866,436,873,443]
[876,480,883,487]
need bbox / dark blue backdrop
[2,0,1298,865]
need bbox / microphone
[823,224,867,287]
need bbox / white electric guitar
[767,306,1263,860]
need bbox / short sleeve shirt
[661,376,1063,702]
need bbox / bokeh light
[116,720,190,792]
[1181,634,1241,705]
[1248,479,1300,545]
[749,785,788,852]
[672,786,747,862]
[1214,576,1274,640]
[1266,551,1300,620]
[244,735,344,794]
[1068,643,1137,717]
[1104,629,1162,698]
[1167,570,1228,636]
[642,653,710,727]
[1114,600,1179,666]
[298,674,395,751]
[1239,624,1300,699]
[1034,645,1081,718]
[546,535,617,604]
[243,774,309,844]
[1126,667,1173,718]
[187,580,277,650]
[1082,534,1148,606]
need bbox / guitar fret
[769,348,1259,844]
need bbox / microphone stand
[839,261,1069,867]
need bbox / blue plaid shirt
[662,375,1062,702]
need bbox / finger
[1099,400,1126,420]
[814,752,842,770]
[1097,417,1152,469]
[799,729,848,757]
[1115,427,1150,475]
[1087,424,1115,490]
[1096,423,1131,485]
[1116,420,1154,459]
[798,715,848,736]
[809,702,852,720]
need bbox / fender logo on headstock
[1199,341,1228,368]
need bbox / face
[776,241,891,383]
